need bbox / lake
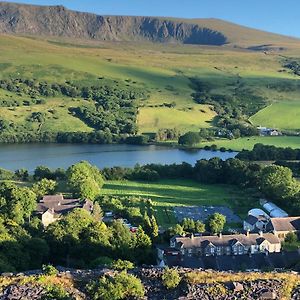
[0,143,237,171]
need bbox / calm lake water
[0,144,237,171]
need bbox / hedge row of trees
[237,143,300,161]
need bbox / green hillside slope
[0,29,299,146]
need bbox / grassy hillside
[250,101,300,130]
[0,31,299,145]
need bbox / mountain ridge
[0,1,299,47]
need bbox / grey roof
[269,217,300,232]
[172,233,280,249]
[36,195,93,215]
[245,215,259,225]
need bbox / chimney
[246,230,250,237]
[219,232,222,239]
[259,231,263,237]
[190,233,194,240]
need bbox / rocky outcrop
[0,267,299,299]
[0,2,227,45]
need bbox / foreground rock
[0,267,299,299]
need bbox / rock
[260,291,277,299]
[1,273,14,277]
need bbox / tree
[169,224,184,236]
[178,132,200,146]
[67,161,104,200]
[207,213,226,234]
[150,215,159,239]
[92,202,103,222]
[194,220,206,233]
[162,268,181,289]
[260,165,299,203]
[285,232,298,244]
[14,168,29,181]
[182,218,195,233]
[135,226,152,249]
[34,166,53,180]
[32,178,57,199]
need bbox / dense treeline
[237,143,300,161]
[0,130,117,144]
[189,77,261,138]
[0,78,146,102]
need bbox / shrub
[86,271,144,300]
[112,259,135,271]
[162,268,181,289]
[42,264,58,276]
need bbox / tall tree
[207,213,226,234]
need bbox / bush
[162,268,181,289]
[86,271,144,300]
[42,264,58,276]
[112,259,134,271]
[41,285,72,300]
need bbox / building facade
[267,217,300,240]
[170,232,281,257]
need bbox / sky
[2,0,300,38]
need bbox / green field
[0,33,299,144]
[250,101,300,130]
[100,179,258,227]
[200,136,300,151]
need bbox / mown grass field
[199,136,300,151]
[100,179,258,227]
[250,101,300,130]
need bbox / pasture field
[199,136,300,151]
[250,101,300,130]
[0,97,93,133]
[138,105,215,133]
[100,179,258,227]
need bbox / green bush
[112,259,134,271]
[86,271,144,300]
[42,264,58,276]
[162,268,181,289]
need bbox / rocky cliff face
[0,2,227,45]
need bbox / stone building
[36,195,93,227]
[170,232,281,257]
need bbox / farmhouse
[169,232,281,257]
[267,217,300,240]
[36,195,94,227]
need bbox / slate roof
[172,233,280,249]
[269,217,300,232]
[36,195,93,215]
[245,215,259,225]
